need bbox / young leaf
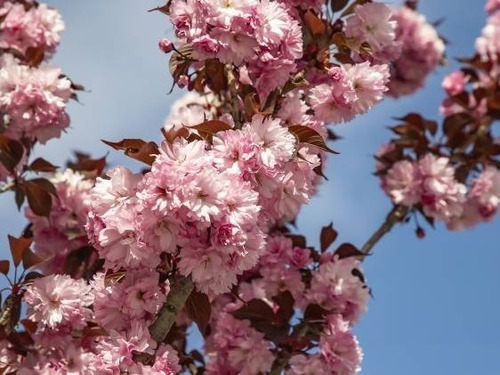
[304,10,326,36]
[102,139,159,165]
[22,249,43,270]
[190,120,232,135]
[320,223,338,252]
[330,0,349,12]
[185,290,211,335]
[29,158,58,173]
[334,243,365,259]
[289,126,338,154]
[8,235,33,267]
[0,136,24,172]
[24,180,53,217]
[0,261,9,275]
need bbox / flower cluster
[387,6,445,97]
[0,1,64,55]
[0,54,72,144]
[170,0,303,100]
[476,10,500,61]
[381,153,500,230]
[26,169,93,274]
[205,234,368,375]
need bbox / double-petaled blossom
[0,54,72,143]
[381,154,468,224]
[476,12,500,61]
[448,166,500,230]
[24,274,93,330]
[0,2,64,55]
[387,7,445,97]
[345,3,401,62]
[309,63,390,125]
[26,170,93,274]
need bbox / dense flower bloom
[205,310,275,375]
[24,274,93,329]
[307,256,369,324]
[345,3,401,61]
[448,166,500,230]
[309,63,389,124]
[381,159,420,206]
[0,54,72,143]
[0,2,64,55]
[476,12,500,61]
[26,170,93,274]
[319,314,363,375]
[486,0,500,15]
[387,7,445,97]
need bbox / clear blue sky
[0,1,498,374]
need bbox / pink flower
[26,170,93,274]
[307,256,369,324]
[345,3,399,60]
[0,54,72,143]
[442,71,468,96]
[486,0,500,15]
[381,159,420,206]
[287,354,330,375]
[319,315,363,375]
[387,7,445,97]
[476,13,500,61]
[0,2,64,55]
[206,311,274,375]
[344,62,390,114]
[418,154,466,222]
[24,274,93,329]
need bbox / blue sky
[1,1,499,374]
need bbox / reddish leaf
[232,299,275,323]
[102,139,159,165]
[8,235,32,267]
[0,261,9,275]
[22,249,43,269]
[169,43,193,80]
[330,0,349,12]
[304,303,329,322]
[304,10,326,36]
[20,319,37,335]
[190,120,232,135]
[14,185,25,210]
[22,271,43,283]
[0,135,24,172]
[67,152,106,177]
[272,291,295,324]
[289,126,338,154]
[25,46,45,67]
[334,243,364,259]
[29,158,58,173]
[185,290,211,335]
[286,234,306,249]
[25,180,53,217]
[320,223,338,253]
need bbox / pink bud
[177,75,189,88]
[159,38,174,53]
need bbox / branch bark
[149,275,194,344]
[0,181,14,194]
[361,205,409,257]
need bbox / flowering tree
[0,0,499,373]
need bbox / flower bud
[159,38,174,53]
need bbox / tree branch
[361,205,409,257]
[0,181,14,194]
[149,275,194,344]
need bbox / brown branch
[361,205,409,257]
[0,181,14,194]
[149,275,194,344]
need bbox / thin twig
[361,205,409,257]
[0,181,14,194]
[149,275,194,344]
